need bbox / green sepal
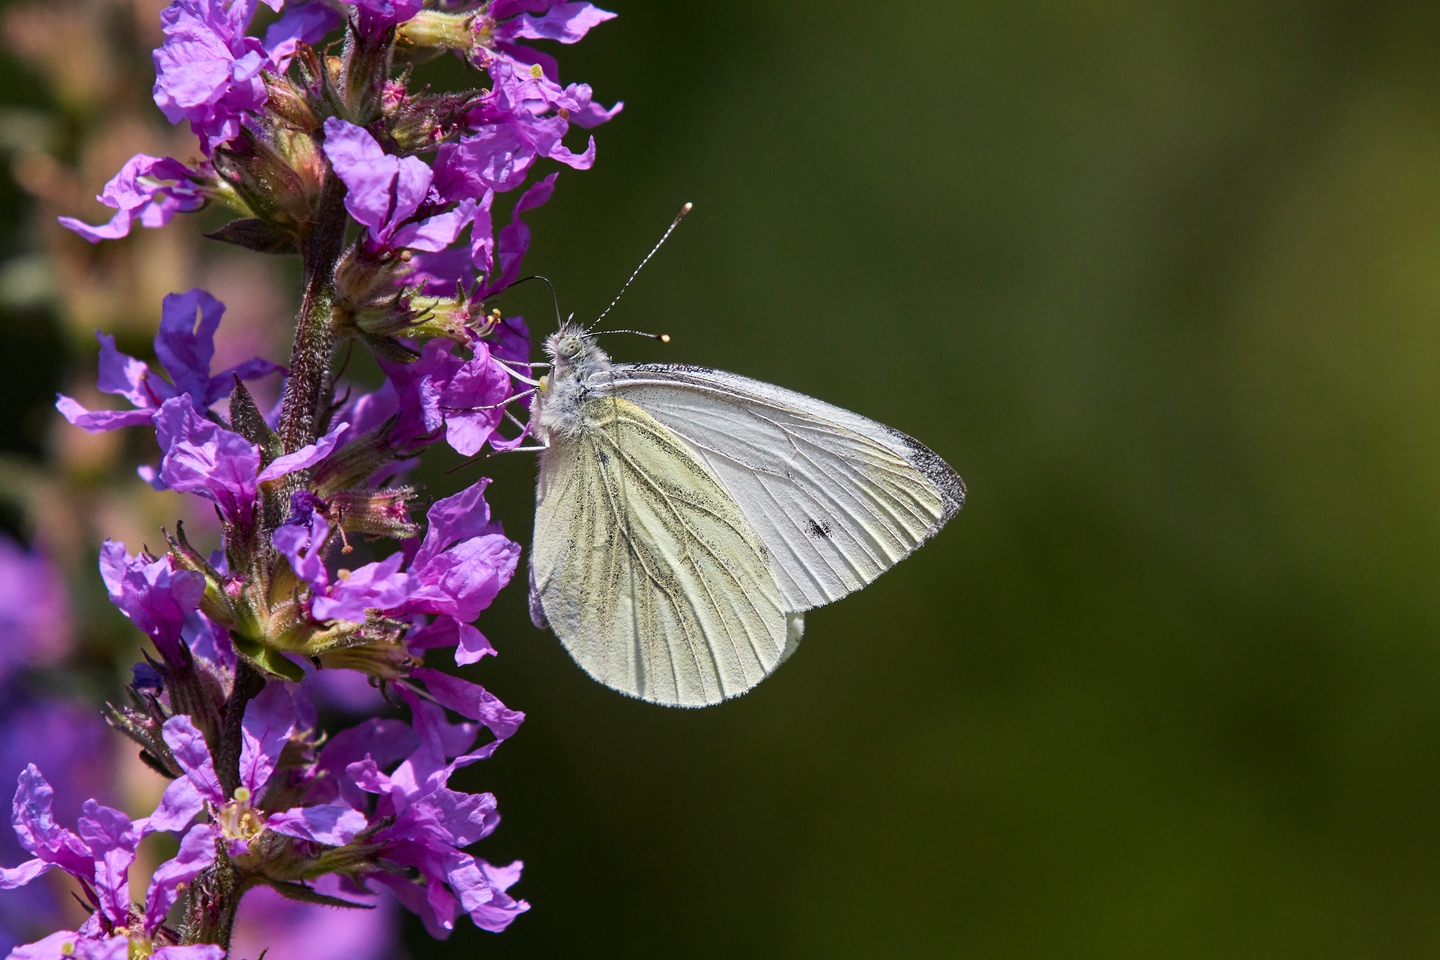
[231,634,307,682]
[206,218,300,254]
[263,880,377,910]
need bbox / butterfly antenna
[594,202,693,327]
[506,274,564,331]
[595,328,670,343]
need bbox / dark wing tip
[896,432,966,526]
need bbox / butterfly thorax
[533,327,613,440]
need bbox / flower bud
[395,10,479,54]
[386,88,481,152]
[329,487,421,540]
[264,71,320,133]
[212,126,322,230]
[341,21,395,124]
[316,632,416,681]
[312,424,405,494]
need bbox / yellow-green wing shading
[531,396,790,707]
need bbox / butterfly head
[543,322,609,378]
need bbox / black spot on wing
[807,518,832,539]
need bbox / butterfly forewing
[609,365,966,612]
[532,394,790,706]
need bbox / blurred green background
[11,0,1440,956]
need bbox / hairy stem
[215,658,266,797]
[187,659,264,951]
[277,170,349,459]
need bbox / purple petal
[322,118,436,244]
[390,199,475,253]
[556,81,623,128]
[499,2,616,43]
[145,823,217,931]
[453,622,497,665]
[402,535,520,622]
[343,758,391,798]
[310,553,417,623]
[273,509,331,592]
[0,858,52,889]
[95,332,166,408]
[391,155,433,229]
[151,775,206,833]
[58,154,203,242]
[160,715,225,804]
[256,421,348,483]
[9,766,90,875]
[435,127,533,196]
[155,288,224,406]
[55,396,155,433]
[488,172,556,295]
[154,397,260,525]
[438,348,512,456]
[463,858,528,932]
[77,800,142,926]
[413,480,499,568]
[267,803,368,845]
[239,683,296,796]
[317,718,417,808]
[322,118,395,233]
[413,668,524,742]
[468,192,496,275]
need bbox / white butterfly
[523,321,964,707]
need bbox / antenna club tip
[659,333,671,343]
[681,202,693,212]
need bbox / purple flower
[383,340,515,456]
[397,482,519,631]
[483,1,617,88]
[435,61,605,200]
[322,118,471,253]
[58,154,206,242]
[99,541,205,664]
[153,398,262,525]
[408,172,554,301]
[275,479,517,663]
[57,289,282,433]
[152,684,367,851]
[346,0,423,35]
[153,0,278,154]
[0,767,222,960]
[273,506,419,624]
[151,396,347,525]
[333,686,526,936]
